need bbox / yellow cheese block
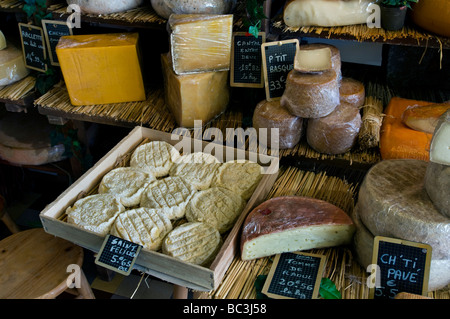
[56,33,146,106]
[161,53,229,128]
[169,14,233,75]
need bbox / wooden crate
[40,126,279,291]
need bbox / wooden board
[39,126,279,291]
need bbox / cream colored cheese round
[130,141,180,177]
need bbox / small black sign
[42,19,73,66]
[261,39,299,101]
[262,252,325,299]
[230,32,265,88]
[18,23,47,72]
[95,234,142,276]
[369,236,432,299]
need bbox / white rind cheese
[429,110,450,165]
[66,0,143,15]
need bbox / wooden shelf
[0,76,37,107]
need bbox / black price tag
[18,23,47,73]
[95,234,142,276]
[369,236,432,299]
[230,32,265,88]
[261,39,299,101]
[262,252,325,299]
[42,19,73,66]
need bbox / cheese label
[18,23,47,72]
[369,236,432,299]
[262,251,325,299]
[41,20,72,66]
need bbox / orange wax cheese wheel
[339,77,365,107]
[380,97,433,161]
[252,99,303,149]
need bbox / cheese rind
[294,47,332,73]
[240,196,355,261]
[66,0,144,15]
[0,43,29,86]
[150,0,235,19]
[339,77,365,107]
[429,109,450,165]
[169,14,233,75]
[300,43,341,81]
[402,103,450,134]
[161,53,229,128]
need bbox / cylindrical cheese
[0,43,29,86]
[425,161,450,218]
[281,69,339,118]
[300,43,341,81]
[66,0,143,14]
[339,77,365,107]
[151,0,236,19]
[306,103,362,155]
[252,99,303,149]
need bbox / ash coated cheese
[168,14,233,75]
[281,69,339,118]
[300,43,341,81]
[339,77,365,108]
[161,53,229,128]
[306,103,362,155]
[357,159,450,260]
[66,0,143,15]
[240,196,355,261]
[56,33,145,106]
[283,0,373,27]
[429,109,450,165]
[0,43,29,86]
[425,161,450,218]
[294,47,332,73]
[252,99,304,149]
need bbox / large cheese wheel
[280,69,339,118]
[411,0,450,38]
[300,43,341,81]
[66,0,143,15]
[0,43,29,86]
[339,77,365,108]
[357,159,450,260]
[240,196,355,261]
[150,0,236,19]
[252,99,303,149]
[306,103,362,155]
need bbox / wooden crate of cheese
[39,126,279,291]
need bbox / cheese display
[211,160,263,200]
[0,43,29,86]
[294,47,332,73]
[283,0,374,27]
[252,99,303,149]
[429,110,450,165]
[66,0,143,15]
[66,194,126,236]
[0,30,6,50]
[162,222,221,266]
[168,14,233,75]
[98,167,156,207]
[111,207,173,251]
[56,33,146,106]
[357,159,450,260]
[380,97,433,161]
[339,77,366,107]
[425,161,450,218]
[140,176,197,220]
[161,53,229,128]
[150,0,237,19]
[185,187,245,234]
[130,141,180,177]
[402,102,450,134]
[281,69,339,118]
[240,196,355,261]
[300,43,342,81]
[306,103,362,155]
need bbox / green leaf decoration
[319,278,342,299]
[254,275,270,299]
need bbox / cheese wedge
[402,102,450,134]
[294,47,332,73]
[429,110,450,165]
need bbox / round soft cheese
[66,0,143,15]
[150,0,236,19]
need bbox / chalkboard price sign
[369,236,432,299]
[262,252,325,299]
[230,32,265,88]
[18,23,47,73]
[42,19,73,66]
[95,234,142,276]
[261,39,299,101]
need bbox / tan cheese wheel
[425,161,450,218]
[339,77,365,107]
[240,196,355,261]
[300,43,341,81]
[280,69,339,118]
[66,0,143,14]
[306,103,362,155]
[252,99,303,149]
[0,43,29,86]
[357,159,450,260]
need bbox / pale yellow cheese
[0,31,6,50]
[168,14,233,75]
[0,43,29,86]
[161,53,229,128]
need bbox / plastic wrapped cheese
[306,103,362,155]
[0,43,29,86]
[281,69,339,118]
[168,14,233,75]
[56,33,145,106]
[339,77,365,108]
[66,0,143,15]
[150,0,237,19]
[252,99,303,149]
[300,43,341,81]
[161,53,229,128]
[283,0,374,27]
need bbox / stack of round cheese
[352,159,450,291]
